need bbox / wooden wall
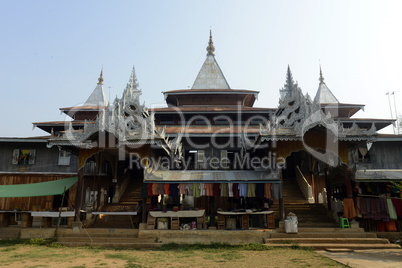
[0,174,77,211]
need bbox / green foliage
[390,181,402,191]
[29,238,48,246]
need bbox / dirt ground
[0,244,345,268]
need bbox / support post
[279,170,285,221]
[56,186,67,234]
[75,168,84,221]
[324,168,332,210]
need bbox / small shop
[143,169,280,230]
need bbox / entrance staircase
[270,176,336,227]
[91,178,146,228]
[266,176,401,249]
[264,227,401,250]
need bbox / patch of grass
[104,253,138,262]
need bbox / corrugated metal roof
[144,170,280,183]
[353,169,402,182]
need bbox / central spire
[319,65,325,84]
[191,30,230,89]
[206,29,215,56]
[98,68,104,85]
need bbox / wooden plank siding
[0,174,77,211]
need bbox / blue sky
[0,0,401,137]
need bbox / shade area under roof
[0,177,78,198]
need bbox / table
[31,211,75,228]
[92,212,137,215]
[0,211,32,227]
[91,212,138,228]
[147,210,206,230]
[217,211,274,230]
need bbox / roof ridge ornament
[319,65,325,85]
[98,68,104,85]
[206,29,215,56]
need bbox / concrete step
[271,232,377,239]
[56,241,163,249]
[57,228,138,237]
[58,237,154,243]
[265,237,391,244]
[264,243,401,250]
[290,227,366,233]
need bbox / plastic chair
[340,217,350,228]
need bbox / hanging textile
[271,184,281,199]
[247,183,256,198]
[220,183,229,197]
[147,183,153,196]
[152,183,158,196]
[178,184,187,195]
[164,183,170,195]
[227,183,233,197]
[213,183,220,196]
[199,183,206,196]
[205,183,214,196]
[233,183,239,199]
[169,183,179,197]
[387,199,398,220]
[342,198,357,219]
[192,183,200,197]
[157,184,165,195]
[391,199,402,217]
[238,183,248,197]
[256,183,264,199]
[264,183,272,199]
[185,183,193,196]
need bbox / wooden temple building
[0,32,401,234]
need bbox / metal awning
[0,177,78,198]
[144,170,281,183]
[353,169,402,182]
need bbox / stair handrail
[112,172,131,203]
[295,165,315,203]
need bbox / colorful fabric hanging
[220,183,229,197]
[247,183,256,198]
[164,183,170,195]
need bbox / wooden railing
[295,165,315,203]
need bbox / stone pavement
[317,249,402,268]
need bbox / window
[83,157,97,174]
[12,149,36,165]
[58,150,71,166]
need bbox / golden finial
[98,67,104,85]
[319,65,324,84]
[206,29,215,56]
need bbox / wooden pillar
[324,168,332,211]
[74,168,84,221]
[344,166,353,198]
[142,197,147,223]
[279,170,285,221]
